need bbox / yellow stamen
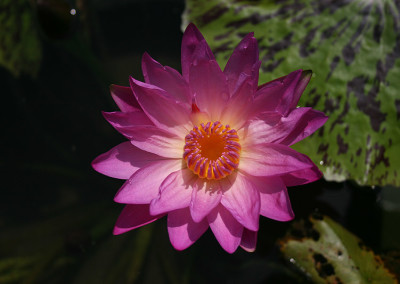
[183,121,241,180]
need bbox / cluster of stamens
[183,121,241,180]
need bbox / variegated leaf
[279,215,398,283]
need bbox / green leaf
[279,215,398,283]
[183,0,400,186]
[0,0,42,77]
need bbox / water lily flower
[92,23,328,253]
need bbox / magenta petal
[281,164,322,187]
[252,176,294,221]
[181,23,215,82]
[114,159,181,204]
[110,84,141,112]
[142,53,191,104]
[92,142,161,179]
[220,173,260,231]
[113,204,164,235]
[102,111,153,139]
[254,70,306,116]
[150,169,195,215]
[221,72,255,129]
[240,143,314,177]
[167,208,209,250]
[124,125,183,158]
[208,205,243,253]
[240,112,284,146]
[240,229,257,252]
[224,33,259,94]
[244,108,327,147]
[190,181,222,223]
[130,77,190,135]
[277,108,328,145]
[288,70,312,111]
[189,60,228,120]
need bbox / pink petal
[114,159,181,204]
[102,111,153,138]
[142,52,191,104]
[281,164,322,187]
[242,108,327,147]
[123,125,184,158]
[240,229,257,252]
[92,142,162,179]
[289,70,312,111]
[167,208,209,250]
[277,108,328,145]
[254,70,311,116]
[220,173,260,231]
[240,143,314,177]
[220,72,255,129]
[130,77,190,136]
[224,33,259,94]
[190,181,222,223]
[251,176,294,221]
[110,84,141,112]
[208,205,243,253]
[239,112,283,146]
[113,204,164,235]
[181,23,215,82]
[150,169,195,215]
[189,60,229,121]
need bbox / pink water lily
[92,24,328,253]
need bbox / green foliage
[0,0,42,77]
[183,0,400,186]
[280,215,398,283]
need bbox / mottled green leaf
[183,0,400,186]
[279,215,398,283]
[0,0,42,77]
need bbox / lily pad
[183,0,400,186]
[0,0,42,77]
[279,215,398,283]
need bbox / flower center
[183,121,241,180]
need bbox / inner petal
[183,121,241,180]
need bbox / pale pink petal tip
[256,177,295,222]
[168,208,209,250]
[208,206,244,254]
[91,142,159,180]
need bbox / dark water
[1,0,399,283]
